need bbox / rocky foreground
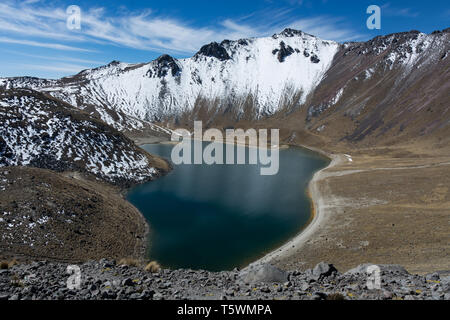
[0,260,449,300]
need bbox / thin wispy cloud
[1,50,105,65]
[16,63,92,73]
[382,3,420,18]
[0,37,93,52]
[0,0,364,57]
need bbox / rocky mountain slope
[298,29,450,148]
[0,167,149,263]
[1,28,448,149]
[0,88,168,187]
[0,260,448,300]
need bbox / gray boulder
[305,262,338,280]
[238,263,288,284]
[121,278,134,287]
[425,272,440,281]
[440,276,450,292]
[313,262,338,278]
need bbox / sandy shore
[252,148,346,266]
[133,131,287,150]
[133,135,170,146]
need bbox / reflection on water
[127,142,328,271]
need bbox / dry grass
[8,259,18,268]
[0,259,18,269]
[144,261,161,273]
[326,293,345,300]
[118,258,140,267]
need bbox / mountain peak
[194,42,231,61]
[155,54,177,64]
[147,54,181,78]
[279,28,305,37]
[271,28,313,40]
[107,60,122,66]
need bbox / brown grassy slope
[0,167,149,263]
[269,145,450,274]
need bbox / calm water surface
[127,143,328,271]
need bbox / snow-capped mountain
[1,29,339,126]
[1,28,449,146]
[0,88,167,186]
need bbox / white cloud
[0,0,365,56]
[0,37,93,52]
[16,63,91,73]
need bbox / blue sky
[0,0,448,79]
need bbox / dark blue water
[127,142,328,271]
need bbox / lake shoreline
[131,134,450,274]
[132,134,336,270]
[249,145,342,267]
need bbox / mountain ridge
[1,27,449,149]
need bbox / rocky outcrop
[273,41,295,62]
[305,262,338,280]
[195,42,231,61]
[0,261,448,300]
[147,55,181,78]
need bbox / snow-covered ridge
[1,28,448,132]
[344,30,449,68]
[0,89,161,186]
[2,29,339,126]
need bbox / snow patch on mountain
[330,88,344,105]
[364,68,375,80]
